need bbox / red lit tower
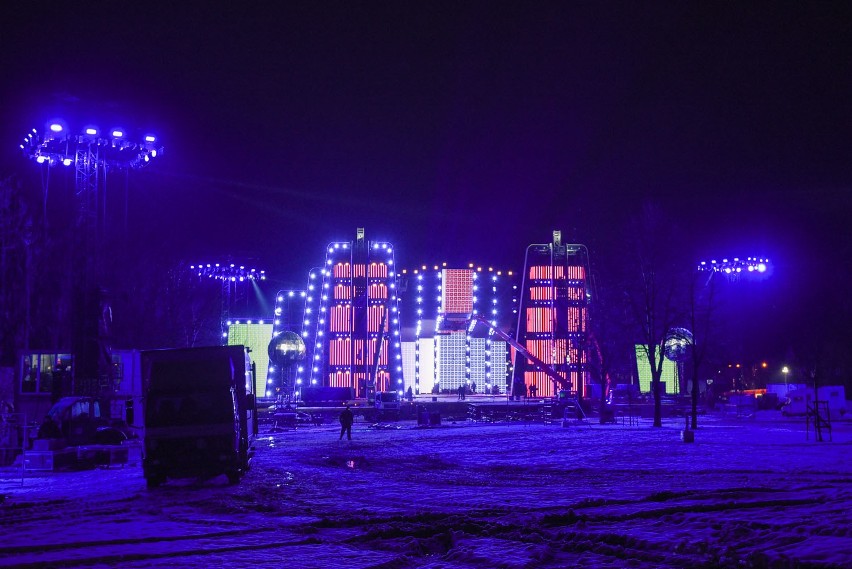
[296,229,403,400]
[512,231,591,399]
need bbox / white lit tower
[513,231,591,399]
[21,120,163,394]
[295,229,404,400]
[398,263,518,395]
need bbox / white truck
[374,391,400,411]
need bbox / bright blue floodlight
[697,256,771,279]
[21,122,163,170]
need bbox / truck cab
[142,346,257,487]
[374,391,400,410]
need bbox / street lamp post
[782,366,789,393]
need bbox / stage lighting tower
[20,121,164,394]
[190,262,267,328]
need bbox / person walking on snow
[339,404,354,440]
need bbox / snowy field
[1,411,851,569]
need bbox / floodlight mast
[190,263,266,332]
[21,122,164,394]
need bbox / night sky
[2,3,851,357]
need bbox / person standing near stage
[339,404,354,440]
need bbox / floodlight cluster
[20,121,163,169]
[697,257,769,275]
[190,263,266,282]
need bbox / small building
[782,386,848,417]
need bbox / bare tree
[622,203,685,427]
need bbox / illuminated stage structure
[295,229,403,401]
[512,231,591,399]
[20,121,163,394]
[398,264,518,395]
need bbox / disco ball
[664,327,693,362]
[267,331,306,365]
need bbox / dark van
[142,346,257,487]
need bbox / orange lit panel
[524,371,559,398]
[365,338,388,365]
[329,338,353,365]
[567,346,579,366]
[329,371,350,388]
[368,283,388,299]
[376,371,391,392]
[567,307,586,332]
[330,305,352,332]
[334,284,352,299]
[333,263,351,278]
[441,269,473,314]
[526,307,553,333]
[368,263,387,278]
[566,265,585,280]
[530,286,554,300]
[525,339,567,364]
[367,305,390,332]
[529,265,565,280]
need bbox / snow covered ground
[1,410,850,568]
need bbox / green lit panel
[228,323,274,395]
[634,344,678,394]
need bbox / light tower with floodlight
[687,253,773,429]
[21,120,163,394]
[190,262,267,329]
[697,257,771,280]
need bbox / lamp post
[782,366,789,394]
[689,255,773,429]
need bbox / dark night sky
[2,3,851,345]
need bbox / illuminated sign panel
[634,344,678,394]
[227,323,273,395]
